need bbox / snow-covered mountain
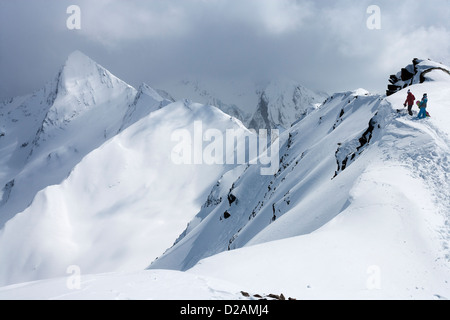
[0,52,180,228]
[161,78,328,130]
[0,52,255,286]
[0,55,449,300]
[1,51,138,226]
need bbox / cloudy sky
[1,0,450,102]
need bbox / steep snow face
[0,100,255,286]
[149,89,386,271]
[0,83,57,176]
[32,50,137,153]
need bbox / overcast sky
[1,0,450,102]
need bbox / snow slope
[0,51,255,287]
[0,269,245,300]
[149,89,387,271]
[0,99,252,286]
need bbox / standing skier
[417,93,428,119]
[404,89,415,116]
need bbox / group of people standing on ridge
[404,89,429,119]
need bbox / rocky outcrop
[387,58,450,96]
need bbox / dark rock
[227,193,237,206]
[241,291,250,297]
[388,84,400,91]
[389,74,399,84]
[401,68,414,81]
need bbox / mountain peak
[40,51,136,130]
[66,50,92,64]
[55,50,133,99]
[61,51,104,85]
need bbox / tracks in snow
[390,113,450,261]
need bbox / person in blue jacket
[417,93,428,119]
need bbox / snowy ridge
[151,79,450,299]
[120,83,174,131]
[187,82,450,299]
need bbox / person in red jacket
[404,89,416,116]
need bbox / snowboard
[416,101,431,117]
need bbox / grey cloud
[1,0,449,105]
